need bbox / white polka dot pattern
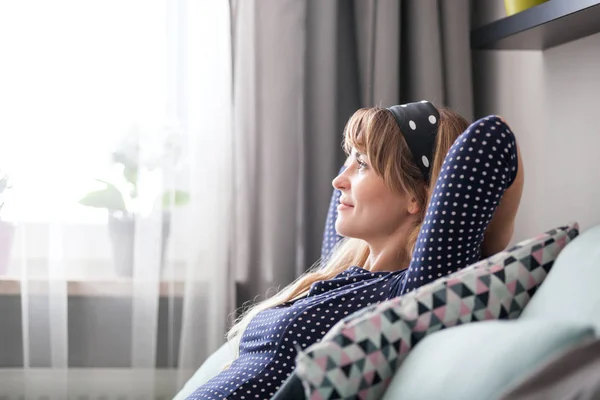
[187,266,405,399]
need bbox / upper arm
[481,125,525,257]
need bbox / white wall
[472,3,600,242]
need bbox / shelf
[471,0,600,50]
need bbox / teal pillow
[520,224,600,329]
[382,320,595,400]
[173,340,238,400]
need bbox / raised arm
[396,115,521,295]
[480,129,524,257]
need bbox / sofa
[174,223,600,399]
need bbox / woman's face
[332,150,416,242]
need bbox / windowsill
[0,277,188,297]
[0,368,182,398]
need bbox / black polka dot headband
[387,100,440,183]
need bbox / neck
[365,223,414,273]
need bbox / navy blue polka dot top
[187,116,519,399]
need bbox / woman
[188,101,524,400]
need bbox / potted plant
[0,171,15,276]
[78,133,189,277]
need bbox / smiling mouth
[339,198,354,207]
[337,202,354,211]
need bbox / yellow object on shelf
[504,0,549,16]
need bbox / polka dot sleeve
[397,115,519,295]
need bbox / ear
[407,197,420,215]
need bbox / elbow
[481,221,515,258]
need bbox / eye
[352,151,369,169]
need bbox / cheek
[361,190,410,229]
[369,198,404,225]
[358,187,403,215]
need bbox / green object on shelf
[504,0,549,16]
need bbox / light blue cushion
[382,320,595,400]
[173,340,238,400]
[520,224,600,329]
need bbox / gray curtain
[231,0,473,310]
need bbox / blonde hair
[223,105,469,365]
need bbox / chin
[335,221,361,239]
[334,221,348,237]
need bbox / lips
[338,198,354,211]
[339,198,354,207]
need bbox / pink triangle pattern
[459,299,472,317]
[296,223,578,400]
[532,248,544,265]
[506,280,517,295]
[489,263,504,273]
[358,389,370,400]
[344,328,356,342]
[309,392,326,400]
[315,356,328,370]
[414,311,431,331]
[433,305,447,321]
[475,278,490,294]
[527,274,538,289]
[363,370,375,385]
[367,351,385,368]
[370,314,382,331]
[400,339,411,354]
[340,351,352,366]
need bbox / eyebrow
[344,151,362,167]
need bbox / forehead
[343,113,370,154]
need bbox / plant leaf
[123,165,138,186]
[162,190,190,208]
[79,181,127,212]
[0,175,10,193]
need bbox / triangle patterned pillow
[294,222,580,400]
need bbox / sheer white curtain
[0,1,232,398]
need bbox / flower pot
[504,0,548,16]
[0,220,15,276]
[108,213,171,277]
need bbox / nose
[332,166,350,191]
